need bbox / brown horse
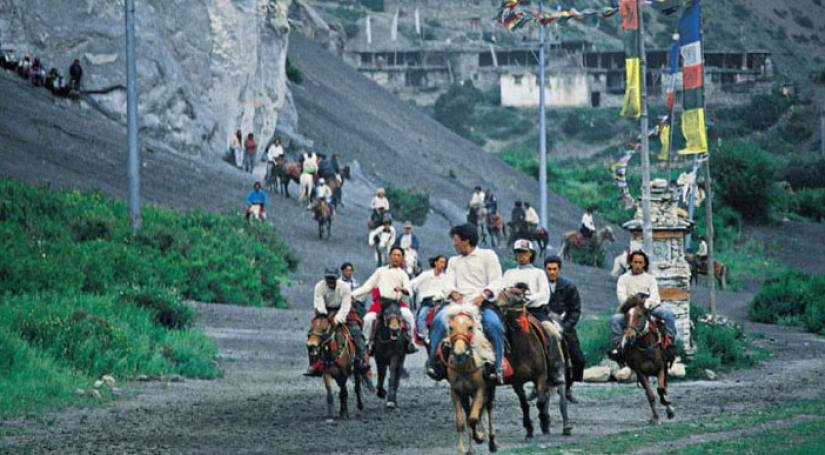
[685,253,727,289]
[559,227,615,266]
[497,287,571,438]
[441,306,497,455]
[621,296,676,425]
[269,158,300,197]
[373,299,407,409]
[312,200,332,239]
[306,316,364,421]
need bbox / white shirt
[398,233,414,250]
[315,184,332,200]
[491,264,550,308]
[525,207,540,225]
[469,191,485,207]
[352,265,411,301]
[444,247,502,303]
[371,195,390,211]
[313,280,352,324]
[267,144,284,161]
[616,271,661,310]
[411,269,449,302]
[696,240,708,257]
[368,225,396,248]
[582,212,595,231]
[303,153,317,170]
[230,136,241,150]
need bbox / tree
[711,140,777,223]
[433,81,483,139]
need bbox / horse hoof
[376,389,386,399]
[489,441,498,453]
[563,426,573,436]
[525,434,533,441]
[386,401,396,409]
[667,408,676,419]
[649,418,660,426]
[357,403,364,411]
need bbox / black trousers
[564,329,586,384]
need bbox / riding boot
[425,355,446,381]
[666,344,678,362]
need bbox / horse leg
[486,382,498,453]
[355,370,364,411]
[323,373,335,421]
[638,373,660,425]
[658,367,675,419]
[536,379,550,435]
[513,383,534,439]
[469,385,486,443]
[376,357,387,399]
[337,376,349,420]
[451,390,467,455]
[387,354,399,408]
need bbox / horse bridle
[439,312,478,372]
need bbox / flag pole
[125,0,141,232]
[637,0,653,254]
[538,0,549,233]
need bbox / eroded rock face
[0,0,293,156]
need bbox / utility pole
[125,0,141,232]
[820,105,825,159]
[538,0,549,232]
[703,156,717,318]
[637,0,653,254]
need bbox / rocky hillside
[0,0,294,157]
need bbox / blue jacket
[246,189,268,208]
[393,232,420,250]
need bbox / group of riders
[304,219,680,403]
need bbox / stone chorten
[622,178,695,354]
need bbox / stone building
[622,179,695,354]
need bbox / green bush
[687,305,765,378]
[433,81,484,139]
[119,286,194,330]
[286,58,303,84]
[385,186,430,226]
[577,314,613,368]
[711,140,777,223]
[748,269,811,324]
[790,188,825,222]
[782,155,825,189]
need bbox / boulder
[93,380,104,389]
[91,389,103,400]
[614,367,636,383]
[583,366,611,383]
[74,388,86,397]
[101,374,116,387]
[669,362,686,379]
[703,369,717,380]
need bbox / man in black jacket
[544,255,586,403]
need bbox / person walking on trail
[69,58,83,90]
[351,247,418,355]
[544,255,586,403]
[469,186,486,211]
[608,250,678,364]
[369,219,396,267]
[524,202,540,232]
[426,224,506,383]
[496,240,565,386]
[411,255,449,342]
[695,236,708,272]
[580,207,596,239]
[304,268,369,377]
[243,133,257,174]
[230,130,243,169]
[245,181,268,221]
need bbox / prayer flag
[366,15,372,45]
[415,8,421,35]
[620,0,641,118]
[658,121,671,161]
[677,0,708,155]
[391,9,399,41]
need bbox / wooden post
[637,0,653,254]
[703,156,716,319]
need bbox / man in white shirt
[609,250,678,362]
[524,202,540,231]
[468,186,486,210]
[305,268,367,376]
[314,178,333,205]
[369,219,396,267]
[426,224,505,382]
[580,208,596,239]
[411,254,449,341]
[494,240,565,385]
[352,247,417,354]
[266,138,284,162]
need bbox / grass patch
[672,418,825,454]
[686,305,768,378]
[0,177,296,416]
[505,394,825,454]
[577,313,613,368]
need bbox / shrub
[577,314,613,368]
[119,286,194,330]
[711,140,777,223]
[687,305,764,377]
[385,186,430,226]
[748,269,811,324]
[782,154,825,189]
[790,188,825,222]
[286,58,303,84]
[434,81,484,139]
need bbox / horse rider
[484,189,498,224]
[695,236,708,272]
[265,138,284,180]
[524,203,540,233]
[426,224,506,383]
[394,221,420,260]
[580,207,596,240]
[410,254,449,342]
[351,246,418,355]
[370,187,390,226]
[305,268,369,377]
[340,262,364,318]
[496,240,565,386]
[608,250,678,364]
[245,181,268,221]
[302,151,319,175]
[468,186,485,215]
[369,219,396,267]
[544,255,586,403]
[314,178,334,213]
[510,201,526,234]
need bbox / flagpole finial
[672,32,680,41]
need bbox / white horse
[298,173,314,203]
[403,247,420,278]
[610,251,629,279]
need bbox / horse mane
[441,303,481,322]
[620,294,644,314]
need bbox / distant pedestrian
[230,130,243,168]
[244,133,257,173]
[69,58,83,90]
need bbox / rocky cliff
[0,0,293,156]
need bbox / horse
[371,228,394,267]
[559,227,616,266]
[373,299,408,409]
[245,203,266,222]
[298,172,314,203]
[684,253,727,290]
[487,212,505,249]
[440,306,498,455]
[368,208,389,230]
[305,316,364,421]
[467,206,489,246]
[312,199,332,239]
[326,165,350,208]
[496,287,571,438]
[507,223,549,256]
[269,159,299,197]
[621,295,676,425]
[610,250,629,279]
[403,247,421,278]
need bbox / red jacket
[244,137,257,155]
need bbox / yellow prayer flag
[658,124,671,161]
[678,108,708,155]
[621,58,641,118]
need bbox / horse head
[381,300,403,342]
[621,295,648,349]
[307,316,333,360]
[446,311,476,365]
[601,226,616,244]
[496,285,529,317]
